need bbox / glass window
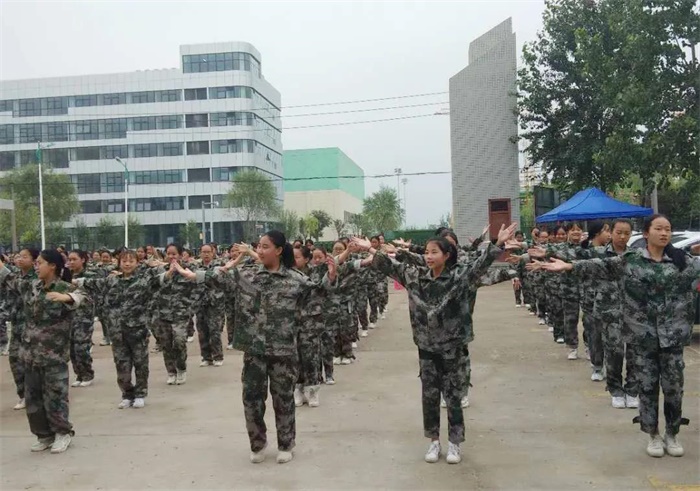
[101,93,126,105]
[212,166,240,181]
[18,99,41,117]
[133,144,158,158]
[187,168,210,182]
[74,95,97,107]
[0,125,14,144]
[184,88,207,101]
[73,173,101,193]
[131,117,156,131]
[0,100,13,112]
[81,200,102,214]
[157,90,181,102]
[157,115,182,129]
[42,97,68,115]
[45,148,69,168]
[0,152,16,171]
[186,141,209,155]
[131,91,155,104]
[46,122,69,142]
[19,124,42,143]
[101,145,128,159]
[185,113,209,128]
[160,142,183,156]
[188,195,210,210]
[74,120,99,141]
[102,173,125,193]
[102,118,128,139]
[75,146,101,161]
[20,150,36,165]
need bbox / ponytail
[664,244,688,272]
[263,230,295,269]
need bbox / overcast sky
[0,0,546,228]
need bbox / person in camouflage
[65,250,98,387]
[367,236,386,327]
[0,250,85,454]
[352,255,372,338]
[332,240,357,364]
[225,244,240,350]
[311,247,338,384]
[194,244,226,367]
[75,250,164,408]
[351,224,517,465]
[181,230,340,465]
[541,214,700,459]
[95,249,116,346]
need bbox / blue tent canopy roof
[536,187,653,223]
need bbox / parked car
[628,231,700,249]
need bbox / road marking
[648,476,700,491]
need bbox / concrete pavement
[1,283,698,490]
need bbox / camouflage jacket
[0,266,84,366]
[546,242,588,300]
[196,263,336,356]
[70,268,101,324]
[151,263,203,323]
[193,260,226,309]
[573,249,700,348]
[5,266,39,326]
[370,243,502,353]
[76,267,162,331]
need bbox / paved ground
[1,283,699,490]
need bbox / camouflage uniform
[367,267,387,324]
[296,264,326,389]
[350,254,372,334]
[548,243,584,349]
[196,263,335,452]
[5,266,38,400]
[152,264,203,376]
[368,243,503,444]
[333,270,357,360]
[0,282,9,349]
[95,263,115,343]
[573,250,700,435]
[194,260,226,363]
[0,266,84,439]
[76,268,161,400]
[68,269,99,383]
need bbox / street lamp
[401,177,408,225]
[36,141,55,250]
[202,201,219,245]
[115,158,129,248]
[393,167,402,204]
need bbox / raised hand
[383,243,397,254]
[504,239,523,250]
[481,224,491,238]
[351,237,372,251]
[540,258,573,273]
[527,247,547,259]
[46,292,72,303]
[326,256,337,282]
[691,244,700,256]
[496,222,518,247]
[109,270,122,276]
[525,261,543,272]
[235,243,250,255]
[505,255,522,265]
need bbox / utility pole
[394,167,402,204]
[401,177,408,225]
[36,141,54,250]
[202,201,219,245]
[115,158,129,247]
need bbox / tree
[179,220,201,248]
[363,186,404,233]
[0,164,79,247]
[72,218,91,251]
[224,169,281,241]
[310,210,332,240]
[302,215,319,240]
[279,210,299,240]
[332,218,347,238]
[348,213,372,236]
[95,216,120,249]
[118,216,144,248]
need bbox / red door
[488,199,512,241]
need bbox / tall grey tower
[449,18,519,243]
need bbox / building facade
[0,42,282,246]
[449,19,520,242]
[283,148,364,242]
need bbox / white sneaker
[13,398,25,410]
[381,313,386,319]
[461,395,470,408]
[200,360,212,367]
[538,319,546,325]
[294,386,305,407]
[647,434,664,458]
[118,399,132,409]
[277,450,294,464]
[446,442,462,464]
[176,370,187,385]
[556,337,564,344]
[186,336,194,343]
[591,370,604,382]
[351,342,358,349]
[424,441,441,463]
[50,433,72,454]
[611,396,626,409]
[71,379,82,387]
[305,386,320,407]
[567,349,578,360]
[548,326,554,333]
[132,398,145,409]
[213,360,224,367]
[369,322,376,329]
[515,304,522,308]
[625,395,639,409]
[663,433,684,457]
[325,376,335,385]
[584,347,591,360]
[529,311,536,316]
[99,339,111,346]
[31,436,55,452]
[226,343,234,350]
[333,357,341,365]
[360,330,369,338]
[440,395,447,408]
[79,379,93,387]
[250,443,267,464]
[340,357,353,365]
[166,374,177,385]
[525,304,531,309]
[0,344,8,356]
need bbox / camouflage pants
[419,348,467,444]
[70,318,95,382]
[187,316,196,338]
[522,276,535,309]
[24,362,73,438]
[354,294,369,331]
[197,307,225,363]
[602,320,638,397]
[634,345,686,436]
[513,283,523,305]
[155,319,189,374]
[378,280,389,312]
[320,328,334,379]
[0,316,8,346]
[582,310,603,370]
[111,327,149,400]
[242,353,298,452]
[461,346,471,394]
[9,322,25,398]
[225,308,235,346]
[297,316,322,387]
[562,297,580,348]
[98,310,112,343]
[334,304,354,359]
[548,293,564,340]
[368,289,381,324]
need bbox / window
[73,174,101,193]
[186,141,209,155]
[133,144,158,158]
[185,113,208,128]
[130,197,184,211]
[75,146,101,161]
[46,122,69,142]
[131,91,155,104]
[0,100,13,112]
[184,88,208,101]
[18,99,41,117]
[74,95,97,107]
[101,93,126,105]
[132,117,156,131]
[107,201,124,213]
[131,170,183,185]
[45,148,70,168]
[184,52,260,73]
[19,124,42,143]
[42,97,68,115]
[103,173,124,193]
[188,168,210,182]
[101,145,128,159]
[0,125,14,144]
[188,195,210,209]
[160,142,183,156]
[81,200,102,214]
[157,115,182,129]
[74,120,99,141]
[490,200,509,212]
[157,90,181,102]
[0,152,16,171]
[208,86,253,99]
[212,166,240,181]
[20,151,36,165]
[210,112,252,127]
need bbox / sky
[0,0,546,228]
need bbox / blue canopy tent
[536,187,653,223]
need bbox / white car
[629,231,700,249]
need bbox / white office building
[0,42,282,246]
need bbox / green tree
[0,164,79,247]
[118,216,144,248]
[302,215,319,240]
[95,216,120,249]
[178,219,201,248]
[363,186,404,233]
[279,210,299,240]
[72,218,92,250]
[310,210,332,240]
[348,212,373,236]
[332,218,347,238]
[223,169,281,241]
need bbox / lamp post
[393,167,402,204]
[36,141,55,250]
[401,177,408,225]
[115,158,129,247]
[202,201,219,245]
